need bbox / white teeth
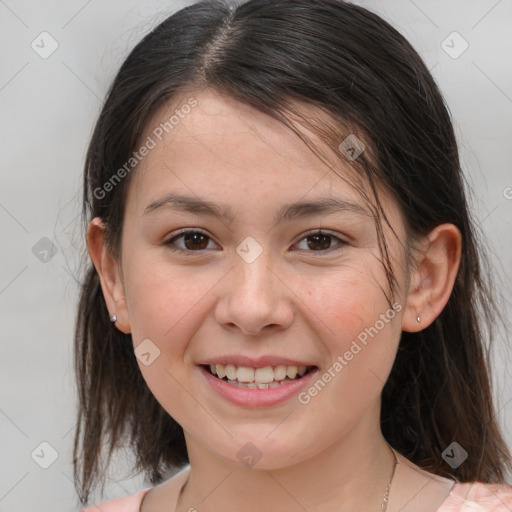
[226,378,295,388]
[274,364,287,380]
[236,366,254,383]
[208,363,312,384]
[225,364,237,380]
[286,366,298,379]
[216,364,226,379]
[254,366,274,383]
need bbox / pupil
[307,234,331,250]
[185,233,208,250]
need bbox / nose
[214,252,294,336]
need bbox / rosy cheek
[305,274,377,333]
[127,263,214,350]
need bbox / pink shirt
[80,480,512,512]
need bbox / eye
[163,228,347,254]
[294,230,347,253]
[164,229,219,252]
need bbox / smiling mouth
[203,363,317,389]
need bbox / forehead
[126,88,387,219]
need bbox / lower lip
[198,365,319,407]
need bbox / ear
[402,223,462,332]
[87,217,131,334]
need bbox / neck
[177,409,396,512]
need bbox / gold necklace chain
[382,446,399,511]
[165,447,399,512]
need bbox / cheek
[122,256,220,420]
[301,265,395,343]
[298,265,402,403]
[295,277,401,432]
[123,254,216,354]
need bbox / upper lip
[198,355,316,368]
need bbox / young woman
[74,1,512,510]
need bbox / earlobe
[402,224,462,332]
[87,217,131,334]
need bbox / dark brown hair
[73,0,512,504]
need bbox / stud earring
[110,314,117,323]
[416,315,421,323]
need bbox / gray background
[0,0,511,510]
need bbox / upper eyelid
[298,228,345,240]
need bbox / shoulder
[78,465,190,512]
[439,481,512,511]
[138,465,191,510]
[79,488,150,512]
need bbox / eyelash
[163,228,348,255]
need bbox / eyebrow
[143,192,369,223]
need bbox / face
[116,88,410,469]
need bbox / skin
[88,88,462,512]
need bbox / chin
[214,431,314,471]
